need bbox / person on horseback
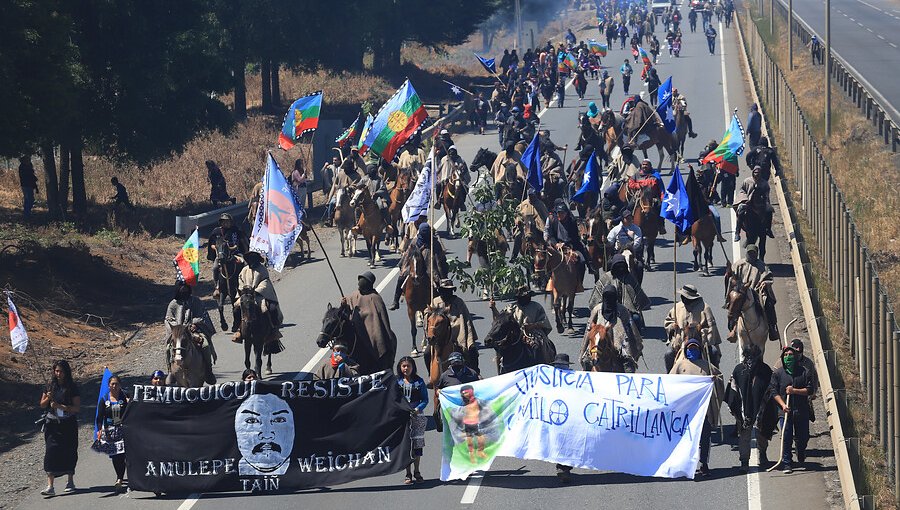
[626,160,666,234]
[165,283,217,385]
[588,253,650,326]
[438,146,471,211]
[727,243,780,341]
[582,285,642,372]
[734,166,775,241]
[491,142,526,185]
[671,88,698,139]
[398,136,427,179]
[344,271,398,372]
[345,146,367,174]
[606,209,643,253]
[233,251,283,343]
[358,165,391,225]
[434,129,454,163]
[744,136,783,180]
[700,138,736,206]
[545,202,593,280]
[208,213,249,298]
[429,279,479,370]
[600,182,628,222]
[316,343,361,380]
[490,285,554,361]
[663,284,723,372]
[511,188,549,260]
[325,153,363,227]
[608,143,641,183]
[669,337,723,477]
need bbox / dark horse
[213,239,243,332]
[315,302,381,375]
[237,287,275,377]
[483,311,556,374]
[737,206,769,261]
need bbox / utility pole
[788,0,793,69]
[825,0,832,137]
[514,0,522,51]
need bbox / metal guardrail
[740,8,898,507]
[771,0,900,152]
[174,201,248,236]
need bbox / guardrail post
[858,277,866,382]
[881,291,889,447]
[866,259,874,406]
[874,278,883,437]
[893,328,900,495]
[887,309,896,469]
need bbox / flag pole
[307,224,344,298]
[441,80,476,97]
[429,149,436,306]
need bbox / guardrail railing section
[742,9,900,507]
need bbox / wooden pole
[307,224,344,298]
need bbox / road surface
[15,12,842,510]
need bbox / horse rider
[490,285,555,360]
[345,146,367,175]
[434,129,454,163]
[438,145,471,210]
[397,136,427,181]
[545,202,593,282]
[389,221,447,310]
[208,213,249,300]
[626,160,666,234]
[621,95,663,143]
[725,343,777,472]
[700,139,736,206]
[428,279,480,371]
[727,243,780,341]
[588,253,650,327]
[344,271,398,372]
[671,88,698,139]
[316,342,361,380]
[324,153,363,226]
[606,209,643,255]
[165,283,217,385]
[608,143,642,183]
[600,182,628,223]
[491,141,526,185]
[511,188,549,260]
[733,165,775,242]
[233,251,283,343]
[669,337,723,477]
[357,164,391,225]
[695,161,721,205]
[744,136,783,181]
[582,284,642,373]
[663,284,723,372]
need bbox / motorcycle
[672,39,682,58]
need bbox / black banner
[122,371,412,494]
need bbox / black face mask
[176,291,191,302]
[439,290,454,301]
[516,296,531,306]
[358,278,374,293]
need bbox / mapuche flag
[637,46,652,66]
[278,91,323,150]
[249,153,306,272]
[335,113,361,148]
[6,293,28,354]
[173,229,201,286]
[700,112,746,175]
[588,39,608,57]
[361,80,427,162]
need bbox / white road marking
[856,0,883,12]
[178,494,202,510]
[866,27,874,33]
[878,34,886,40]
[890,42,899,48]
[849,17,856,21]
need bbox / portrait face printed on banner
[235,394,295,476]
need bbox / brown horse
[582,322,625,372]
[621,182,662,267]
[350,186,389,268]
[690,215,716,276]
[404,246,432,354]
[333,187,357,257]
[632,124,679,170]
[546,245,580,334]
[387,170,411,250]
[441,173,464,238]
[424,306,461,387]
[166,325,207,387]
[581,210,610,278]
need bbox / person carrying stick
[768,344,816,473]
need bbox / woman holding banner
[39,360,81,497]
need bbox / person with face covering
[389,221,448,310]
[438,145,471,210]
[165,283,217,384]
[437,351,481,389]
[608,143,641,183]
[769,345,816,473]
[663,284,722,372]
[233,251,283,343]
[344,271,398,372]
[727,244,779,341]
[316,343,360,380]
[588,253,650,323]
[725,343,778,472]
[491,142,526,185]
[581,285,642,372]
[669,338,724,477]
[429,279,479,370]
[357,164,390,224]
[490,286,554,362]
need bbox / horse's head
[484,311,522,350]
[425,306,452,348]
[725,278,751,321]
[335,187,350,207]
[170,324,202,363]
[532,240,548,273]
[349,185,369,208]
[317,301,351,348]
[639,184,659,212]
[587,322,616,368]
[471,147,497,172]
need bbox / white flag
[7,294,28,354]
[401,145,436,223]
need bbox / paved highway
[15,13,841,510]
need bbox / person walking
[109,177,134,210]
[770,344,817,473]
[40,360,81,497]
[620,60,633,95]
[599,70,614,108]
[206,160,235,206]
[725,344,778,471]
[18,156,38,219]
[705,24,718,55]
[746,103,762,149]
[95,375,128,492]
[555,79,566,108]
[670,338,723,476]
[397,356,428,484]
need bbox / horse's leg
[365,238,374,267]
[566,294,575,332]
[693,240,701,271]
[217,294,227,331]
[553,293,564,333]
[266,353,273,375]
[374,237,382,262]
[408,306,418,354]
[243,336,251,370]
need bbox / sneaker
[389,302,400,311]
[733,233,741,242]
[696,463,710,477]
[782,464,793,474]
[114,480,123,492]
[64,482,76,493]
[40,487,55,497]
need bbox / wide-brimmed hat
[358,271,376,284]
[439,278,456,290]
[552,353,573,367]
[678,284,701,301]
[685,338,702,348]
[746,243,759,253]
[515,285,533,298]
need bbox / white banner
[438,365,713,481]
[6,294,28,354]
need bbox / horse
[737,205,769,261]
[315,301,381,375]
[212,240,243,332]
[725,277,770,357]
[404,246,433,353]
[294,220,312,261]
[387,170,411,250]
[333,187,357,257]
[237,287,275,377]
[546,244,580,334]
[582,322,625,372]
[349,186,389,268]
[581,210,610,277]
[621,183,662,268]
[166,325,207,387]
[633,123,679,171]
[483,310,555,374]
[467,230,508,269]
[441,171,464,237]
[690,215,716,276]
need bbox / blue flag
[656,77,676,134]
[447,81,465,100]
[402,146,435,223]
[94,367,113,436]
[572,151,600,203]
[474,53,496,74]
[662,166,695,233]
[523,134,543,193]
[248,153,306,272]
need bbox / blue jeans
[780,411,810,465]
[707,37,716,54]
[22,187,34,218]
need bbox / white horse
[725,281,770,356]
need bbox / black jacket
[725,360,778,439]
